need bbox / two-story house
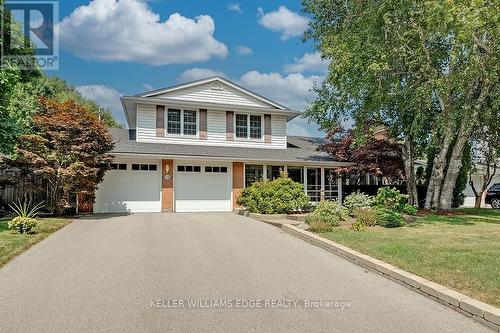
[94,76,348,213]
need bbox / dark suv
[485,183,500,209]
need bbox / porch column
[303,166,308,195]
[263,165,268,180]
[161,159,174,212]
[337,173,343,203]
[320,167,325,201]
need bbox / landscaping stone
[420,280,449,298]
[438,288,470,307]
[484,306,500,326]
[460,298,487,318]
[248,213,287,221]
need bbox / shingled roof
[109,129,340,165]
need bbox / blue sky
[51,0,327,136]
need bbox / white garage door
[175,162,231,212]
[94,162,161,213]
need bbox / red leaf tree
[320,127,405,180]
[10,98,114,215]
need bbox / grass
[317,208,500,307]
[0,217,72,268]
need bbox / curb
[281,224,500,332]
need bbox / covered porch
[244,164,343,203]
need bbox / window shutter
[226,111,234,141]
[264,114,272,143]
[156,105,165,137]
[199,109,207,140]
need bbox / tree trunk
[439,111,477,210]
[424,124,455,209]
[402,138,418,206]
[474,194,483,208]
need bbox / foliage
[321,126,405,180]
[374,187,408,213]
[0,5,121,155]
[350,219,366,232]
[308,220,333,233]
[353,208,377,227]
[305,201,349,227]
[343,192,374,214]
[8,99,114,215]
[401,204,417,215]
[238,177,310,214]
[302,0,499,210]
[9,199,44,218]
[8,216,37,234]
[375,208,405,228]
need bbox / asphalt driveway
[0,213,491,333]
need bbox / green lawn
[317,208,500,307]
[0,217,72,268]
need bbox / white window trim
[234,113,263,142]
[165,108,199,137]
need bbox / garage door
[94,162,161,213]
[175,162,231,212]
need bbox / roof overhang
[122,96,301,128]
[111,152,352,167]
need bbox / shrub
[375,208,405,228]
[308,220,333,232]
[8,199,44,234]
[374,187,408,213]
[306,201,349,227]
[238,177,310,214]
[350,219,366,231]
[402,203,418,215]
[353,208,377,227]
[8,216,37,234]
[343,192,374,214]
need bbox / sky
[51,0,328,137]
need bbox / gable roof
[135,76,287,110]
[121,76,300,128]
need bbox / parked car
[485,183,500,209]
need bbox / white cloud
[177,68,227,83]
[239,71,322,110]
[236,45,253,56]
[284,52,329,74]
[76,85,126,126]
[257,6,309,40]
[227,3,242,14]
[58,0,227,65]
[141,83,153,91]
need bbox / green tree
[10,99,114,215]
[303,0,499,210]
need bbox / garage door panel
[175,162,231,212]
[94,165,160,213]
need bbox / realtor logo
[1,0,59,70]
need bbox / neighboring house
[94,77,348,213]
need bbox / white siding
[153,82,272,109]
[136,104,287,149]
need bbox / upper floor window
[235,114,262,140]
[167,109,197,136]
[167,109,181,134]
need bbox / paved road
[0,213,491,333]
